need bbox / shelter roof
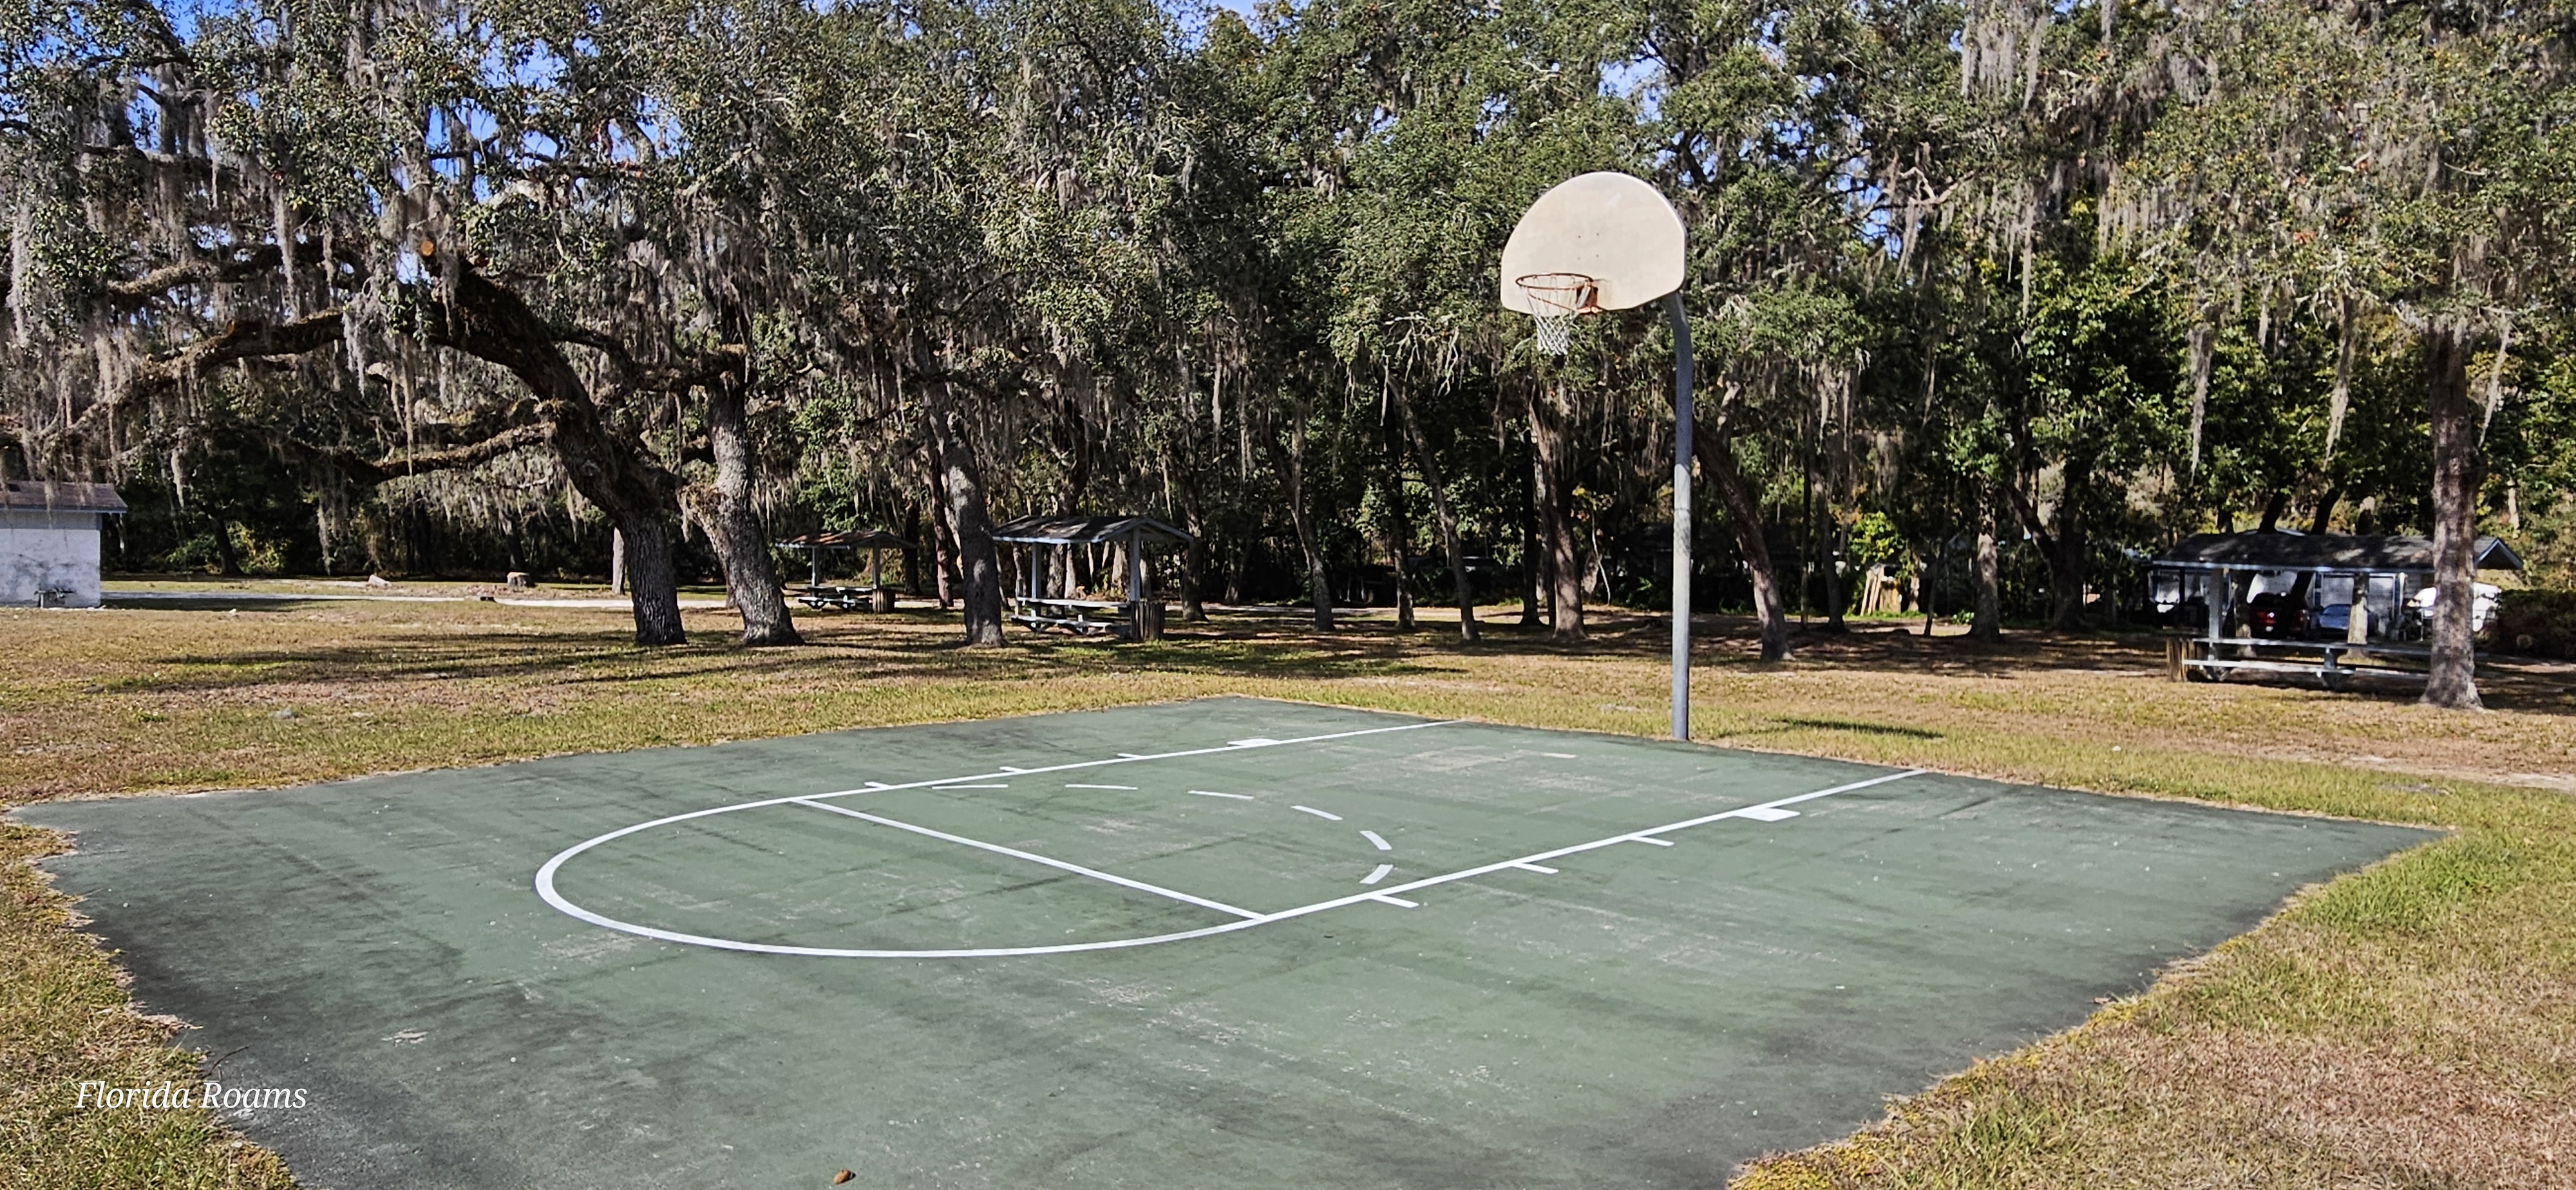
[989,514,1191,547]
[2152,531,2522,573]
[774,530,913,551]
[0,480,126,515]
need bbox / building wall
[0,509,104,607]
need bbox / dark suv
[2246,592,2306,638]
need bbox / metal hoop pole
[1663,292,1694,742]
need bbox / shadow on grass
[1754,717,1947,740]
[99,600,2575,717]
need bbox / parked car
[2246,591,2305,638]
[2407,582,2502,635]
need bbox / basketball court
[19,698,2432,1188]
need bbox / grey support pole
[1663,292,1694,742]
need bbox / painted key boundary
[533,719,1924,959]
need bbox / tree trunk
[1381,408,1415,631]
[2309,486,2342,536]
[2049,520,2086,631]
[1529,382,1583,639]
[605,508,686,645]
[923,445,959,610]
[901,504,925,595]
[2009,474,2092,631]
[2257,489,2288,532]
[1519,438,1545,627]
[1391,386,1477,641]
[697,376,800,647]
[422,263,688,645]
[1693,417,1786,661]
[923,385,1005,646]
[2007,473,2088,632]
[1179,486,1209,621]
[2423,321,2484,710]
[1823,521,1849,631]
[1274,406,1334,631]
[211,515,243,576]
[1970,494,2002,641]
[600,506,687,643]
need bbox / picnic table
[2166,636,2439,690]
[1009,596,1135,636]
[797,584,881,611]
[775,529,913,613]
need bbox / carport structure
[2148,530,2523,686]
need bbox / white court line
[935,784,1009,790]
[1188,789,1255,800]
[1627,836,1676,847]
[1292,805,1341,821]
[1362,864,1393,885]
[1226,769,1931,930]
[1540,752,1578,759]
[1512,862,1558,874]
[789,799,1264,920]
[1733,806,1799,822]
[534,739,1922,960]
[1360,830,1391,851]
[533,718,1463,958]
[1065,784,1136,790]
[997,766,1027,773]
[1369,894,1419,908]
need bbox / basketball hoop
[1497,171,1693,741]
[1515,272,1598,355]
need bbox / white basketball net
[1517,273,1597,356]
[1533,311,1575,355]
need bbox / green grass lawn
[3,591,2571,1187]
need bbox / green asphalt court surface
[18,697,2436,1189]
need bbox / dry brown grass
[5,591,2574,1188]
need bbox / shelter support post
[2206,568,2228,643]
[1664,292,1694,742]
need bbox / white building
[1,481,126,607]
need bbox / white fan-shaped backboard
[1499,172,1687,313]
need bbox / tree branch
[108,241,365,305]
[299,422,556,485]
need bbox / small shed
[1,480,126,608]
[775,529,914,611]
[989,514,1192,641]
[2146,530,2524,685]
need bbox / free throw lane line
[536,768,1925,959]
[535,717,1461,955]
[789,799,1265,921]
